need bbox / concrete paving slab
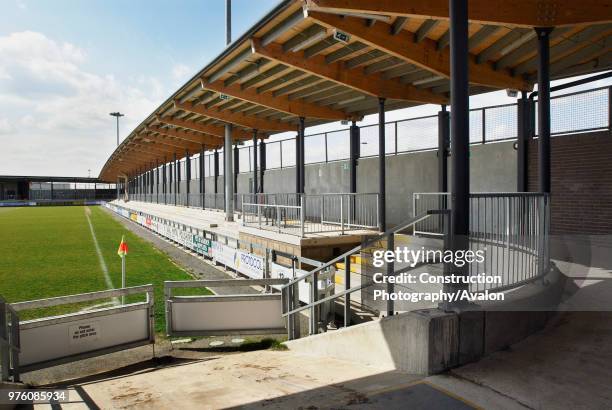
[446,311,612,410]
[72,350,423,409]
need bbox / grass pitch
[0,205,210,333]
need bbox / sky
[0,0,610,178]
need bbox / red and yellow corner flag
[117,235,128,257]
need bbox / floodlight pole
[224,0,234,221]
[110,112,125,146]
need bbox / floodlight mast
[109,112,125,146]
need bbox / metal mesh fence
[396,115,437,152]
[136,86,609,178]
[484,104,518,141]
[304,132,327,164]
[326,129,351,161]
[533,87,610,136]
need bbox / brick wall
[528,131,612,235]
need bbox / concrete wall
[154,140,518,225]
[233,141,517,226]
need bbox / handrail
[282,283,371,318]
[280,210,444,290]
[281,209,450,339]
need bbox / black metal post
[378,98,386,232]
[233,143,239,195]
[536,27,552,194]
[174,153,178,205]
[259,141,266,193]
[517,92,529,192]
[438,105,450,193]
[299,117,305,194]
[449,0,470,300]
[185,149,191,206]
[252,130,258,194]
[295,132,300,193]
[214,149,219,194]
[200,146,205,209]
[349,120,359,194]
[162,158,167,204]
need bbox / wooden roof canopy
[99,0,612,181]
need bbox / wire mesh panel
[484,104,517,141]
[533,87,610,136]
[550,87,609,135]
[304,133,327,164]
[397,115,437,152]
[469,109,483,143]
[265,141,282,169]
[358,124,379,157]
[238,146,252,172]
[280,139,296,168]
[326,129,351,161]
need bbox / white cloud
[171,63,193,84]
[0,31,169,177]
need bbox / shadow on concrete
[42,355,209,388]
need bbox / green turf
[0,205,211,333]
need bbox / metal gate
[165,279,288,337]
[12,285,154,373]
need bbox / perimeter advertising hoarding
[212,241,265,279]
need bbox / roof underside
[99,0,612,181]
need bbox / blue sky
[0,0,279,177]
[0,0,609,177]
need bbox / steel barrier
[242,193,379,236]
[164,279,289,337]
[0,295,20,382]
[11,285,154,373]
[413,192,550,292]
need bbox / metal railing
[280,210,442,339]
[11,285,154,373]
[164,279,289,337]
[413,192,551,292]
[230,85,611,170]
[0,295,20,382]
[242,193,379,236]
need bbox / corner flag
[117,235,128,257]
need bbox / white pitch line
[85,207,119,304]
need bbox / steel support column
[174,153,178,205]
[378,98,386,232]
[252,130,258,194]
[449,0,470,300]
[233,143,239,195]
[200,146,205,209]
[185,149,191,206]
[299,117,305,194]
[162,159,167,204]
[536,27,552,194]
[225,124,234,221]
[295,131,300,193]
[259,141,266,193]
[214,149,219,194]
[438,105,450,193]
[349,121,359,194]
[517,92,530,192]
